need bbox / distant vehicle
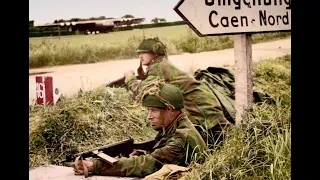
[35,18,145,35]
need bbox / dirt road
[29,38,291,104]
[29,165,142,180]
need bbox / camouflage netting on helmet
[136,78,184,110]
[136,37,167,56]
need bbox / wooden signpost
[174,0,291,125]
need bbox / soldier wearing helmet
[72,82,208,178]
[124,37,233,147]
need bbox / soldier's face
[146,107,165,130]
[139,52,155,66]
[146,107,174,131]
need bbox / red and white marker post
[35,76,61,105]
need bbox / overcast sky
[29,0,183,25]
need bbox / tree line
[29,14,180,37]
[52,14,166,24]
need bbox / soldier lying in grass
[72,82,208,178]
[123,37,233,146]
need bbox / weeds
[184,55,291,180]
[29,87,155,169]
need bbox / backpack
[194,67,273,124]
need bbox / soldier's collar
[150,56,167,65]
[160,111,184,137]
[146,56,168,72]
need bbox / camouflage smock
[92,113,208,177]
[125,56,226,130]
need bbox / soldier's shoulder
[174,116,199,138]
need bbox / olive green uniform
[125,56,227,136]
[92,113,208,177]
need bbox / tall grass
[185,55,291,180]
[29,25,291,68]
[29,54,291,179]
[29,88,155,169]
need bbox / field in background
[29,55,291,179]
[29,25,291,68]
[30,25,189,46]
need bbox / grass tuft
[184,55,291,180]
[29,87,155,168]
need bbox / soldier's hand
[72,158,94,176]
[129,149,139,157]
[137,62,145,80]
[124,70,135,78]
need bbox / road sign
[35,76,61,105]
[174,0,291,36]
[173,0,291,125]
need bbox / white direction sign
[174,0,291,36]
